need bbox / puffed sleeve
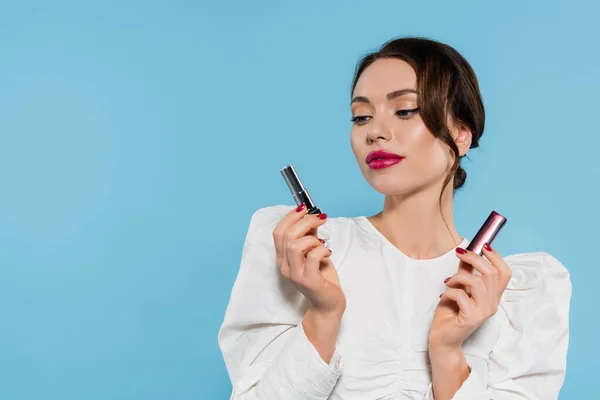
[217,205,343,400]
[424,251,572,399]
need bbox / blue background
[1,1,597,398]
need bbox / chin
[365,175,415,196]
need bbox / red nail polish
[444,277,450,283]
[455,247,467,254]
[318,239,325,244]
[295,203,306,212]
[483,243,493,252]
[439,293,443,298]
[318,213,328,220]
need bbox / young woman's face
[350,58,459,197]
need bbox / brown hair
[351,37,485,200]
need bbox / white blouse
[218,205,572,399]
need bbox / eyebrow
[351,89,417,105]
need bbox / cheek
[350,129,364,163]
[407,132,450,173]
[427,141,452,174]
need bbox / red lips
[365,150,404,164]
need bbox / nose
[366,121,393,144]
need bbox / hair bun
[454,165,467,189]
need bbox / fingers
[445,271,488,305]
[285,235,327,280]
[273,204,327,267]
[455,247,498,305]
[281,211,327,267]
[456,247,497,277]
[284,212,328,244]
[481,244,512,300]
[440,288,477,316]
[273,204,309,266]
[441,287,497,326]
[303,245,333,282]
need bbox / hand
[428,243,512,350]
[272,203,346,315]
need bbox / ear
[453,123,472,157]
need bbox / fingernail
[455,247,467,255]
[318,238,325,244]
[295,203,306,212]
[439,293,443,298]
[318,213,328,220]
[444,277,451,283]
[483,243,493,252]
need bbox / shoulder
[500,251,572,316]
[504,251,568,272]
[245,205,361,263]
[486,252,571,387]
[247,204,295,231]
[503,251,571,293]
[246,204,361,237]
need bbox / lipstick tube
[280,165,322,215]
[466,211,507,255]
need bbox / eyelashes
[350,115,370,125]
[350,108,420,126]
[396,107,420,119]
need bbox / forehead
[353,58,417,97]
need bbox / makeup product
[466,211,507,255]
[280,165,322,215]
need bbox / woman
[218,37,571,399]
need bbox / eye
[396,108,420,119]
[350,115,371,126]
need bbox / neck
[368,180,462,260]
